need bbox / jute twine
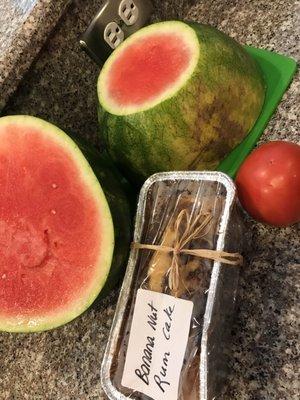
[132,209,243,293]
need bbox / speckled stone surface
[1,0,299,399]
[0,0,70,110]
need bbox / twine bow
[132,209,243,293]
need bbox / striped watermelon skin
[98,22,265,183]
[72,136,132,296]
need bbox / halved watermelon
[0,115,131,332]
[98,21,265,182]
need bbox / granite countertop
[0,0,70,110]
[0,0,299,399]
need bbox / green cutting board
[218,46,297,178]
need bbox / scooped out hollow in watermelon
[0,115,131,332]
[98,21,265,183]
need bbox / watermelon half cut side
[0,115,114,332]
[98,21,200,115]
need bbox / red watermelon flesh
[0,116,114,332]
[107,33,192,106]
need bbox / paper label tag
[121,289,194,400]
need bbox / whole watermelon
[98,21,265,183]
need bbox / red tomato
[236,141,300,227]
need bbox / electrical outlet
[118,0,139,26]
[80,0,153,65]
[104,21,124,49]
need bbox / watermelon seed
[51,209,56,215]
[52,183,58,189]
[1,273,6,279]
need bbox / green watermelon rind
[0,115,129,333]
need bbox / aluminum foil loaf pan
[101,171,244,400]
